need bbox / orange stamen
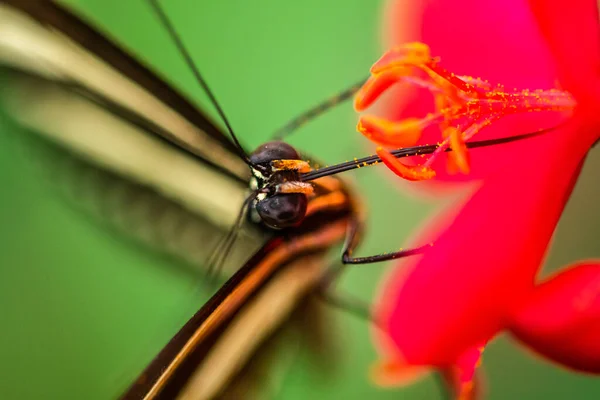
[357,115,424,148]
[355,42,577,181]
[447,127,470,174]
[370,42,432,74]
[377,147,436,181]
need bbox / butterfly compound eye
[256,193,307,229]
[249,141,301,165]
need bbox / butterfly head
[249,142,313,229]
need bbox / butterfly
[0,2,373,398]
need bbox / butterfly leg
[341,211,431,267]
[317,216,430,325]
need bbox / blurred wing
[123,244,336,400]
[0,0,263,273]
[0,2,338,399]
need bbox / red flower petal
[372,0,600,384]
[374,122,589,368]
[527,0,600,110]
[510,261,600,373]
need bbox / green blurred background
[0,0,598,399]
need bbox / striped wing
[0,2,339,399]
[0,0,263,273]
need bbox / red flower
[356,0,600,397]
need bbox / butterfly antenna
[300,127,554,181]
[146,0,252,165]
[271,76,369,141]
